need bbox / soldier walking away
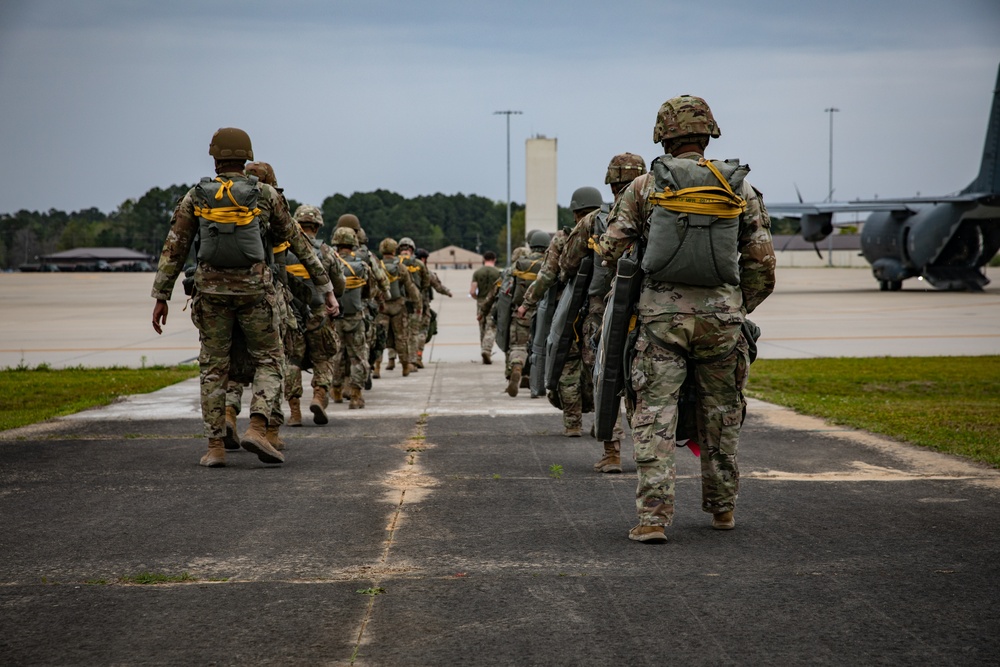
[503,230,550,397]
[596,97,776,543]
[151,127,339,467]
[376,238,421,377]
[391,237,429,370]
[329,227,374,409]
[414,248,453,366]
[560,154,648,472]
[287,205,345,425]
[517,187,604,438]
[470,251,501,364]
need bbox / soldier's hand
[516,305,527,319]
[152,299,168,334]
[324,292,340,318]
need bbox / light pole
[824,107,839,267]
[494,109,522,266]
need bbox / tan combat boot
[628,524,667,543]
[287,398,302,427]
[402,362,412,377]
[240,414,284,464]
[712,511,736,530]
[506,365,522,397]
[414,351,424,369]
[348,386,366,409]
[386,357,396,371]
[332,386,344,404]
[200,438,226,468]
[593,441,623,474]
[266,424,286,451]
[373,359,381,379]
[311,387,329,425]
[223,406,240,450]
[481,351,492,365]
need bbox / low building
[425,245,484,270]
[39,247,154,271]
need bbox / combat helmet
[528,229,551,250]
[653,95,720,144]
[293,204,324,227]
[569,186,603,212]
[398,237,416,251]
[209,127,253,161]
[605,153,647,185]
[332,227,358,246]
[245,161,276,186]
[337,214,361,230]
[379,238,399,255]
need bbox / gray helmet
[332,227,357,246]
[209,127,253,161]
[570,186,603,212]
[528,230,551,250]
[398,237,416,251]
[379,238,398,255]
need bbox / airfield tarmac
[0,265,998,369]
[1,265,1000,665]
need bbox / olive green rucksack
[642,156,749,287]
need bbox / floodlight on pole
[494,109,522,266]
[824,107,840,267]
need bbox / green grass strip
[0,365,198,432]
[747,356,1000,467]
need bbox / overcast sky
[1,0,998,218]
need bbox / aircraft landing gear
[879,280,903,291]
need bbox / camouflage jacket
[382,254,422,305]
[354,244,391,300]
[521,229,568,308]
[316,239,347,298]
[425,269,453,301]
[597,152,776,317]
[400,254,430,309]
[151,172,332,299]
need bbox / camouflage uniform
[471,263,501,357]
[521,229,588,429]
[597,159,775,528]
[506,246,546,378]
[392,243,429,368]
[376,239,421,375]
[151,172,333,443]
[330,234,374,406]
[285,232,344,410]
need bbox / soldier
[414,248,453,365]
[334,214,390,383]
[287,205,346,425]
[503,230,550,396]
[376,238,420,377]
[596,96,776,542]
[470,250,501,364]
[151,127,339,467]
[329,227,373,409]
[390,237,428,370]
[560,154,648,472]
[223,161,300,449]
[520,189,602,435]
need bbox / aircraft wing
[768,191,992,216]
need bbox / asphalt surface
[1,268,999,665]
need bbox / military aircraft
[769,63,1000,291]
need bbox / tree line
[0,185,576,271]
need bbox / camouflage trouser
[417,304,432,355]
[583,300,625,443]
[477,297,497,355]
[378,299,411,367]
[331,313,369,390]
[191,290,283,439]
[407,311,422,363]
[557,355,585,430]
[505,309,534,374]
[628,313,748,526]
[286,311,336,399]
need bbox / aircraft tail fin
[964,62,1000,196]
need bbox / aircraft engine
[800,212,833,243]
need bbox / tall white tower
[525,136,557,235]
